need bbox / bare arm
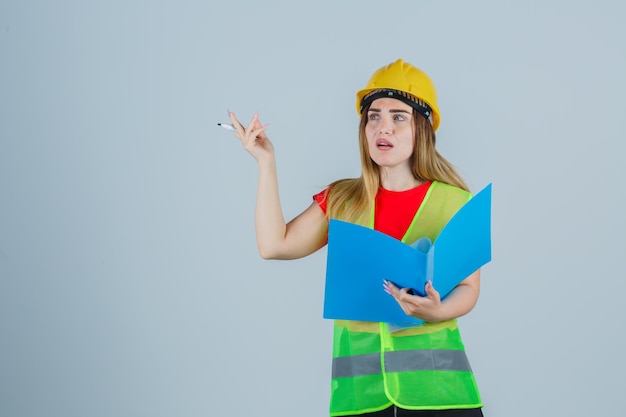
[384,269,481,323]
[230,112,328,260]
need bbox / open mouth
[376,139,393,149]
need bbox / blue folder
[323,183,492,324]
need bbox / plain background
[1,1,625,416]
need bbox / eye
[393,114,406,121]
[368,113,380,121]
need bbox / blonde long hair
[325,103,468,223]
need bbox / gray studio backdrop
[1,1,624,416]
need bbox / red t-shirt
[313,181,433,241]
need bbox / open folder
[323,183,492,325]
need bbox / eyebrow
[368,108,412,114]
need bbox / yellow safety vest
[329,181,482,416]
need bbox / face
[364,97,415,170]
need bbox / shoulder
[313,188,329,214]
[329,177,360,190]
[325,178,362,202]
[313,178,360,215]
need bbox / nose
[379,118,393,135]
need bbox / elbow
[257,243,282,260]
[258,249,276,260]
[258,242,302,260]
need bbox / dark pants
[347,406,484,417]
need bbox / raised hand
[229,111,273,163]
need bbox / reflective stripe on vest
[332,349,472,379]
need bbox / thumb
[425,280,440,299]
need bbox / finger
[240,126,269,151]
[229,111,245,137]
[397,287,419,304]
[250,124,269,139]
[254,119,269,140]
[383,279,398,296]
[424,280,440,300]
[245,113,259,136]
[395,293,416,316]
[240,114,264,147]
[228,111,241,128]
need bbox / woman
[228,59,484,416]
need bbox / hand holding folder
[323,184,492,325]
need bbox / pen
[217,123,236,131]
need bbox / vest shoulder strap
[403,181,471,245]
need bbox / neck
[380,166,421,191]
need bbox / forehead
[368,97,413,112]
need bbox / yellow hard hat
[356,59,441,131]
